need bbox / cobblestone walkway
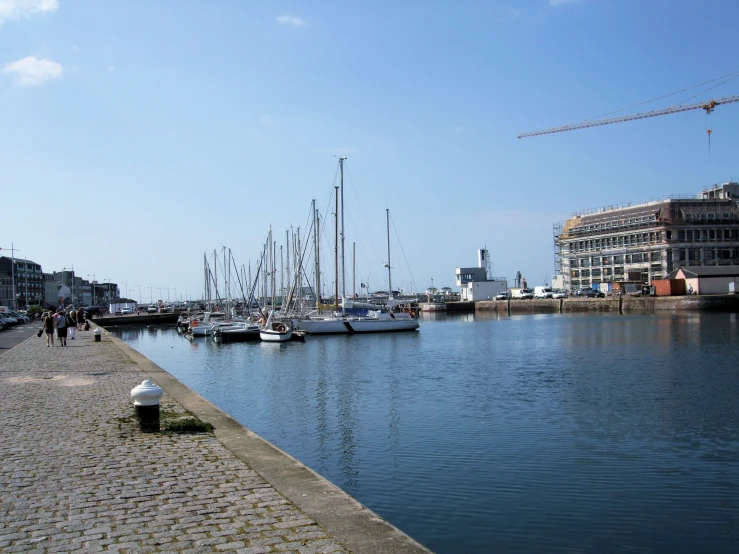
[0,331,349,553]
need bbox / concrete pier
[0,327,431,553]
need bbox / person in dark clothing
[55,309,69,346]
[42,312,55,347]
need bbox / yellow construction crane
[518,94,739,139]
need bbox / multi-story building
[43,273,59,306]
[554,182,739,291]
[0,256,45,308]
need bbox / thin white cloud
[509,8,520,18]
[0,0,58,24]
[260,113,272,124]
[276,15,305,27]
[549,0,579,5]
[2,56,63,86]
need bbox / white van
[511,288,534,299]
[534,286,554,299]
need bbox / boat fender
[192,320,199,327]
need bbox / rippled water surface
[114,312,739,553]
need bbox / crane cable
[583,69,739,122]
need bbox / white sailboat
[291,161,419,335]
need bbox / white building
[456,248,507,301]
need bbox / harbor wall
[91,313,180,326]
[445,301,475,312]
[474,295,739,315]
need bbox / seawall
[475,295,739,315]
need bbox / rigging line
[582,69,739,122]
[344,168,386,266]
[670,74,739,108]
[342,170,383,289]
[389,213,417,293]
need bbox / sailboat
[291,161,419,335]
[260,227,295,342]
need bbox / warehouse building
[553,182,739,292]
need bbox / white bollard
[130,380,164,432]
[93,328,102,342]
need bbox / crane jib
[518,94,739,138]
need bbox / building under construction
[553,182,739,291]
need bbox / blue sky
[2,0,739,301]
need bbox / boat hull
[292,315,419,334]
[260,330,293,342]
[213,329,261,343]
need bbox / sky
[2,0,739,301]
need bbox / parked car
[147,305,158,313]
[576,286,605,298]
[0,313,18,326]
[552,289,568,299]
[7,310,29,323]
[84,306,102,317]
[120,307,133,315]
[495,290,512,300]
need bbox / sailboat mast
[313,199,321,308]
[213,249,218,307]
[334,186,339,311]
[353,242,356,298]
[339,157,347,301]
[386,209,392,294]
[223,246,227,317]
[297,227,302,310]
[285,229,290,302]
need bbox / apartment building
[554,182,739,291]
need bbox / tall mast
[297,227,302,311]
[213,249,218,308]
[334,185,339,311]
[313,199,321,308]
[223,246,227,317]
[353,242,356,299]
[286,229,290,302]
[280,245,284,307]
[339,157,347,301]
[386,209,392,295]
[269,227,274,312]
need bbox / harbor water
[114,313,739,553]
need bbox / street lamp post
[136,284,142,304]
[87,274,96,306]
[148,286,152,304]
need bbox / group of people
[41,308,88,347]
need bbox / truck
[109,302,138,315]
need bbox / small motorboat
[260,321,293,342]
[213,323,261,343]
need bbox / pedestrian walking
[42,312,55,347]
[55,309,70,346]
[76,307,84,329]
[67,310,77,340]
